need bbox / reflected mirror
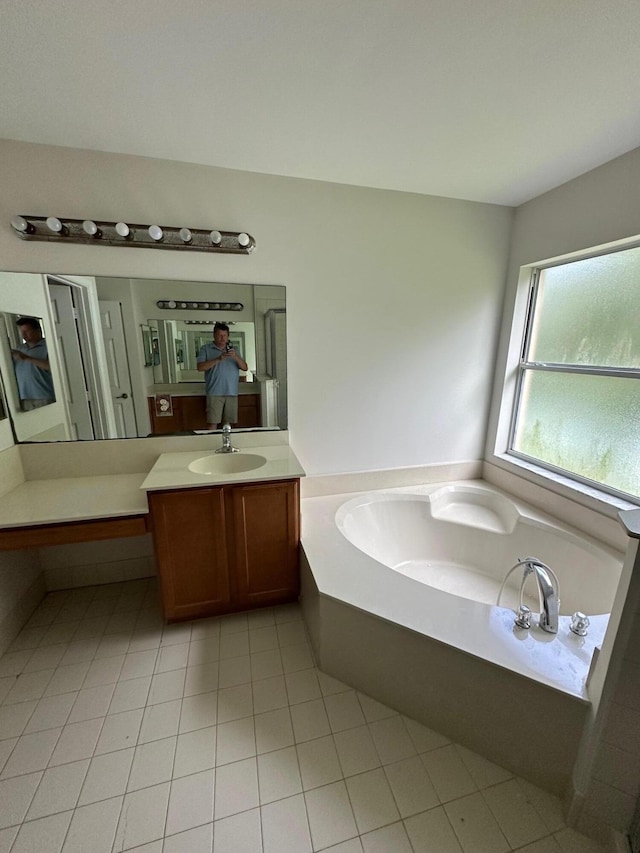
[0,271,287,443]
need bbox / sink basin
[188,453,267,476]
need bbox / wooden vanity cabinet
[148,478,300,622]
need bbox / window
[509,245,640,502]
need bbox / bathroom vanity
[148,478,299,621]
[0,434,305,624]
[141,444,305,622]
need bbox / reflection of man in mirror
[197,322,247,428]
[11,317,56,411]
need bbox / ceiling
[2,0,639,206]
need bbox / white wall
[0,139,513,475]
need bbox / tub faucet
[523,558,559,634]
[216,424,239,454]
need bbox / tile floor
[0,578,605,853]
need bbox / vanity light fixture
[156,300,244,311]
[82,220,101,238]
[115,222,133,239]
[45,217,67,235]
[10,215,256,254]
[10,215,34,234]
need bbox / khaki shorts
[206,395,238,425]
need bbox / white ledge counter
[0,474,148,528]
[141,444,305,492]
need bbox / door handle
[116,393,129,399]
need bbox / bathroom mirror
[0,271,287,443]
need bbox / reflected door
[98,300,137,438]
[48,282,94,440]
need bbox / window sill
[484,453,637,551]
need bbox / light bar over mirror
[0,271,286,443]
[10,216,256,254]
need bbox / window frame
[493,241,640,511]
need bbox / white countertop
[0,474,149,528]
[141,444,305,492]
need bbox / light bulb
[202,303,210,309]
[210,230,222,245]
[238,233,250,247]
[190,302,198,309]
[82,220,101,237]
[167,300,177,309]
[148,225,163,242]
[115,222,131,238]
[11,215,32,233]
[179,228,192,244]
[46,217,64,233]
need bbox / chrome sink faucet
[216,423,240,454]
[523,558,560,634]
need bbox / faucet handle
[514,605,532,629]
[222,423,231,434]
[570,612,590,636]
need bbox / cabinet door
[149,488,231,621]
[230,479,300,608]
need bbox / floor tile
[421,743,478,803]
[290,697,331,743]
[456,744,513,788]
[404,806,463,853]
[218,654,252,688]
[10,809,72,853]
[114,782,170,851]
[305,780,358,850]
[164,821,214,853]
[297,734,344,790]
[345,768,400,834]
[216,716,256,765]
[333,725,381,777]
[49,717,103,766]
[26,758,89,819]
[108,675,151,714]
[257,745,303,803]
[67,683,115,724]
[444,791,510,853]
[127,736,176,792]
[0,727,61,779]
[361,821,413,853]
[261,793,312,853]
[213,807,262,853]
[384,754,439,817]
[325,690,366,732]
[0,700,37,739]
[78,747,134,805]
[285,668,322,705]
[3,668,54,704]
[0,770,43,829]
[482,778,549,848]
[214,756,259,818]
[403,715,450,752]
[94,707,143,754]
[249,625,279,653]
[217,682,253,723]
[253,675,288,714]
[255,706,294,754]
[24,693,75,734]
[173,725,217,776]
[138,698,181,743]
[368,716,416,765]
[166,769,214,836]
[179,690,218,733]
[64,795,123,853]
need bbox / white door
[48,282,94,440]
[98,300,137,438]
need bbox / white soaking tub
[299,480,625,794]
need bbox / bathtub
[300,480,625,793]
